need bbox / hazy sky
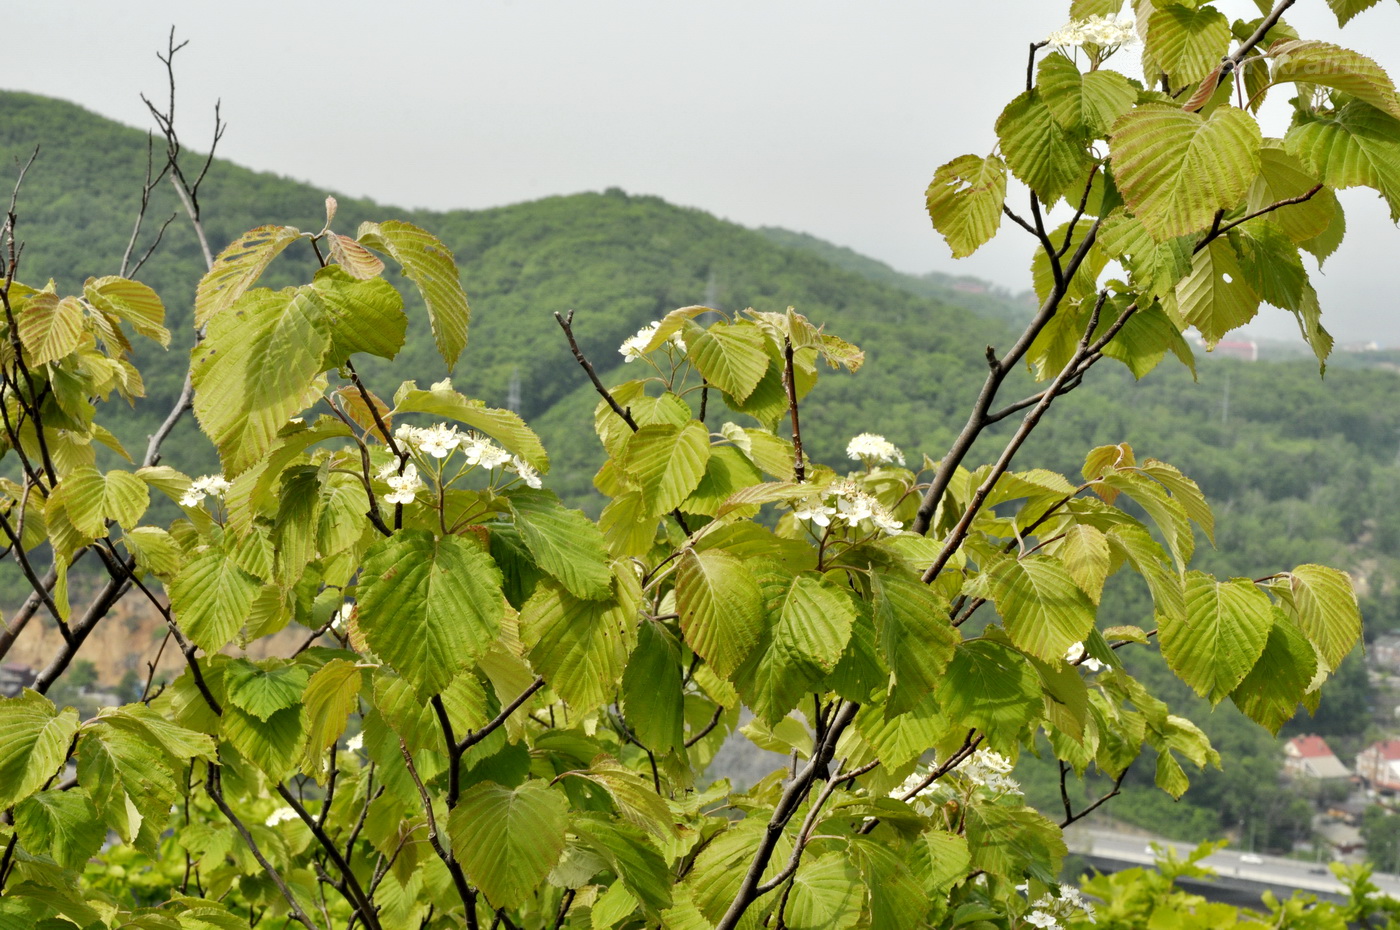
[12,1,1400,344]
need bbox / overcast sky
[12,1,1400,344]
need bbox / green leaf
[572,816,673,918]
[57,466,149,536]
[1286,101,1400,221]
[1037,53,1137,135]
[565,757,674,841]
[1230,616,1317,735]
[1101,300,1197,380]
[0,691,79,809]
[924,154,1007,258]
[1099,212,1194,302]
[78,712,190,850]
[1101,471,1193,569]
[221,703,306,781]
[84,276,169,348]
[358,530,504,696]
[736,572,857,723]
[785,853,864,930]
[869,572,958,715]
[849,838,927,930]
[170,549,262,654]
[682,320,769,402]
[395,386,548,472]
[224,660,309,722]
[196,225,302,327]
[939,640,1041,752]
[1281,563,1362,672]
[1271,40,1400,120]
[309,265,407,361]
[986,555,1095,663]
[192,286,332,476]
[964,803,1066,882]
[1172,238,1261,347]
[521,579,632,716]
[1147,2,1232,86]
[622,621,685,753]
[18,293,83,366]
[1054,524,1112,603]
[1137,458,1214,543]
[506,488,611,600]
[996,89,1092,203]
[1325,0,1388,25]
[448,780,569,909]
[1160,572,1275,704]
[676,547,766,679]
[681,445,765,516]
[358,220,470,368]
[1110,104,1262,240]
[1247,145,1344,253]
[120,526,183,577]
[13,790,105,871]
[1231,220,1308,312]
[619,422,711,517]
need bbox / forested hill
[0,91,1004,466]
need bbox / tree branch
[456,677,545,755]
[782,337,805,482]
[910,219,1104,537]
[921,290,1109,583]
[553,310,690,536]
[207,764,321,930]
[713,701,859,930]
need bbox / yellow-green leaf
[195,225,302,328]
[925,154,1007,258]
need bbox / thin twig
[207,765,321,930]
[399,740,479,924]
[782,337,805,482]
[457,678,545,754]
[685,702,725,748]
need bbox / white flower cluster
[1046,15,1137,48]
[378,461,423,505]
[791,481,903,535]
[846,432,905,466]
[180,474,231,508]
[890,766,954,816]
[619,321,686,363]
[1025,886,1097,928]
[391,422,541,489]
[264,806,298,827]
[959,749,1020,795]
[345,732,364,753]
[1065,641,1110,673]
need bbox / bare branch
[782,337,806,482]
[554,309,692,535]
[456,677,545,755]
[206,764,321,930]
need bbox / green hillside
[7,89,1400,850]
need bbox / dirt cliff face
[6,596,308,687]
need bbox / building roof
[1288,735,1336,759]
[1365,740,1400,761]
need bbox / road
[1068,827,1400,900]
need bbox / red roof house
[1357,740,1400,792]
[1284,735,1351,780]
